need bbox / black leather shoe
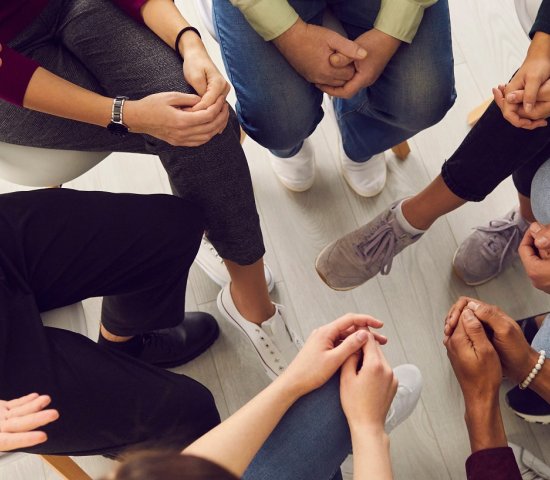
[123,312,219,368]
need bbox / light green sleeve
[374,0,438,43]
[229,0,299,41]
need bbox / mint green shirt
[229,0,438,43]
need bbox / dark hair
[104,451,240,480]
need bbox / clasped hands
[274,19,401,99]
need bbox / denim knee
[531,158,550,224]
[237,95,323,151]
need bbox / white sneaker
[217,284,302,380]
[385,364,423,433]
[510,442,550,479]
[194,237,275,293]
[341,147,387,197]
[269,139,315,192]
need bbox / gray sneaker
[315,200,423,290]
[452,208,529,286]
[509,442,550,480]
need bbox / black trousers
[0,189,220,456]
[441,101,550,201]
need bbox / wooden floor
[2,0,550,478]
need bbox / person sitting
[60,315,421,479]
[444,299,550,479]
[212,0,455,197]
[315,0,550,290]
[0,188,220,457]
[0,0,298,382]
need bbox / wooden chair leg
[467,98,492,127]
[41,455,92,480]
[391,141,411,160]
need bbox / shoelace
[202,238,224,265]
[355,221,398,275]
[253,325,285,373]
[475,218,523,274]
[273,303,304,349]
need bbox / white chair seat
[41,303,89,338]
[515,0,542,35]
[0,142,108,187]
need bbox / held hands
[444,306,502,405]
[519,223,550,293]
[273,19,367,87]
[319,29,401,99]
[124,92,229,147]
[0,393,59,452]
[493,31,550,129]
[340,332,398,430]
[279,313,387,398]
[445,297,537,384]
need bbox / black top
[531,0,550,37]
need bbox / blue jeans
[243,375,350,480]
[530,158,550,353]
[213,0,456,161]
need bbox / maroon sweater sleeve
[109,0,149,23]
[0,46,40,105]
[466,447,522,480]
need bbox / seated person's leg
[316,100,550,290]
[2,188,215,367]
[213,0,325,192]
[329,0,455,196]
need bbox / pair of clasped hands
[275,19,401,99]
[493,31,550,129]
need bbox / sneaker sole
[451,248,498,286]
[510,410,550,425]
[275,173,315,193]
[314,244,362,291]
[216,293,278,380]
[341,165,386,198]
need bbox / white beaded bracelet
[519,350,546,390]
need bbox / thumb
[329,52,355,68]
[466,301,500,330]
[461,309,490,345]
[523,76,543,113]
[331,329,369,365]
[328,35,367,61]
[506,90,524,104]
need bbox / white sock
[394,199,427,236]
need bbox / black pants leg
[441,101,550,201]
[0,189,220,456]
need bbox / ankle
[230,284,275,325]
[398,198,430,232]
[100,325,133,343]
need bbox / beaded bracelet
[519,350,546,390]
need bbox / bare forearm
[351,426,393,480]
[183,378,301,478]
[465,398,508,453]
[23,67,112,127]
[141,0,203,55]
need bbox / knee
[238,98,322,151]
[392,68,456,133]
[532,159,550,224]
[181,382,221,439]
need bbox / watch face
[108,122,129,137]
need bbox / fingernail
[467,301,480,311]
[506,93,516,102]
[525,103,533,113]
[356,330,368,342]
[531,222,542,233]
[357,48,367,58]
[463,309,474,319]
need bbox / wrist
[121,99,140,132]
[528,31,550,59]
[513,348,541,384]
[465,398,507,453]
[272,17,304,49]
[178,31,204,58]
